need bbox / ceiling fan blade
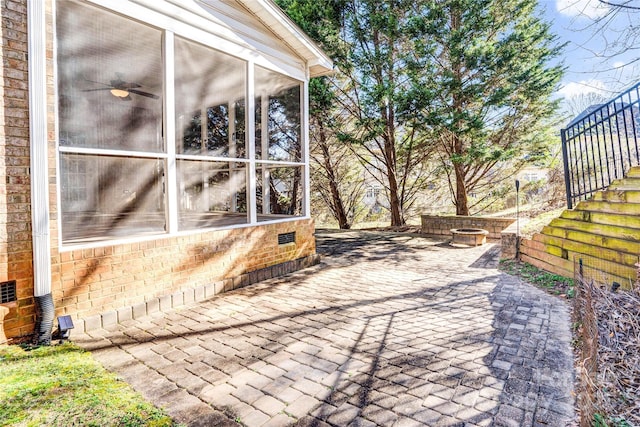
[81,88,113,92]
[129,89,159,99]
[110,80,142,89]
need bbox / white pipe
[27,0,52,298]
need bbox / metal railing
[562,81,640,209]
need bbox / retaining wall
[421,215,517,240]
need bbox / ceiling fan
[82,73,159,101]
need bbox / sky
[539,0,639,109]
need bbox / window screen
[56,1,165,242]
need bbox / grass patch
[499,259,575,298]
[0,343,177,427]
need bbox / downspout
[28,1,54,345]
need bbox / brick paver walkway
[76,230,576,426]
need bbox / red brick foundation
[3,218,318,340]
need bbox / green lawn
[0,343,177,427]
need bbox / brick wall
[0,0,35,338]
[5,214,317,339]
[421,215,516,240]
[50,219,317,334]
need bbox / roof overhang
[236,0,334,78]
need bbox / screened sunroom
[54,0,331,245]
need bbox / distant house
[517,166,548,184]
[0,0,332,341]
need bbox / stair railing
[562,81,640,209]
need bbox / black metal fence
[561,81,640,209]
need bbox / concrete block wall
[421,215,516,240]
[499,218,529,260]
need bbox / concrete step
[573,200,640,216]
[592,190,640,203]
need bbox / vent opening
[278,232,295,245]
[1,280,17,304]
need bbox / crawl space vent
[1,280,17,304]
[278,232,296,245]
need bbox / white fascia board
[235,0,333,78]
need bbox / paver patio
[76,230,576,426]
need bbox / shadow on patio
[76,230,575,426]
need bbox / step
[573,200,640,216]
[549,217,640,241]
[607,177,640,190]
[625,166,640,178]
[592,190,640,203]
[561,209,640,229]
[540,224,640,256]
[532,233,639,267]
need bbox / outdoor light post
[515,179,520,256]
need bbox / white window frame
[52,0,311,250]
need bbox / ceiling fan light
[110,88,130,98]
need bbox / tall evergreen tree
[336,0,437,226]
[407,0,564,215]
[276,0,362,228]
[278,0,563,221]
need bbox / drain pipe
[28,1,54,345]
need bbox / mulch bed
[574,281,640,427]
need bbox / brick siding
[51,220,317,328]
[0,0,35,338]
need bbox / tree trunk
[449,6,470,217]
[454,162,469,215]
[387,163,404,226]
[451,129,469,215]
[318,122,351,229]
[383,123,404,226]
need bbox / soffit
[206,0,334,78]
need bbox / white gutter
[27,0,52,298]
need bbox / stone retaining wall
[500,219,529,260]
[421,215,517,240]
